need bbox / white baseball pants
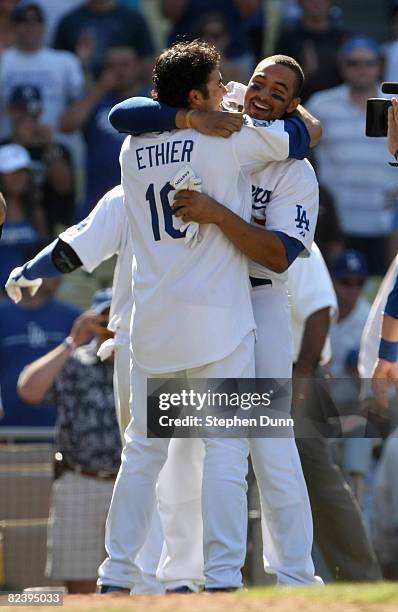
[97,331,255,591]
[156,284,319,587]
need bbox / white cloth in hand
[97,334,128,362]
[222,81,247,112]
[170,165,202,247]
[5,266,42,304]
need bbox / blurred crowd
[1,0,398,584]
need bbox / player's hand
[190,110,244,138]
[69,311,101,347]
[388,97,398,156]
[371,357,398,408]
[5,266,42,304]
[172,191,225,224]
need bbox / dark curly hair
[152,40,220,108]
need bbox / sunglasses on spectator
[344,58,378,67]
[337,277,365,287]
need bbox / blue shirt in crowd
[0,298,80,427]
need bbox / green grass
[245,582,398,603]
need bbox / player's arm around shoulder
[109,96,244,138]
[232,114,314,173]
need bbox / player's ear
[286,96,301,114]
[187,88,203,109]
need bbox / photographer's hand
[388,97,398,157]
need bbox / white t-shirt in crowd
[0,47,85,138]
[307,84,396,236]
[330,297,370,378]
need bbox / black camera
[366,82,398,137]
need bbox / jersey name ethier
[135,139,194,170]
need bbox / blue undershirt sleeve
[384,274,398,319]
[23,240,64,280]
[109,97,178,134]
[273,231,305,266]
[283,117,310,160]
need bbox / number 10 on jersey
[145,182,185,241]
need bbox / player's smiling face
[244,61,300,121]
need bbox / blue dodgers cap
[331,249,368,279]
[91,288,113,314]
[339,36,380,60]
[9,84,42,116]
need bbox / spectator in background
[60,46,142,217]
[29,0,84,47]
[0,0,18,51]
[275,0,350,101]
[53,0,154,83]
[2,85,77,235]
[0,265,80,428]
[329,250,372,504]
[314,183,344,267]
[330,250,370,384]
[161,0,259,79]
[0,2,85,142]
[18,290,121,593]
[371,426,398,579]
[307,37,397,276]
[194,12,248,83]
[0,144,47,289]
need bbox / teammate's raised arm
[5,187,125,304]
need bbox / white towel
[170,165,202,247]
[97,334,128,361]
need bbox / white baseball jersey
[249,158,319,283]
[287,243,338,365]
[359,255,398,380]
[59,185,133,334]
[121,119,297,373]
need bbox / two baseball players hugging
[6,39,322,592]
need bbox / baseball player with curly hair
[99,40,321,593]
